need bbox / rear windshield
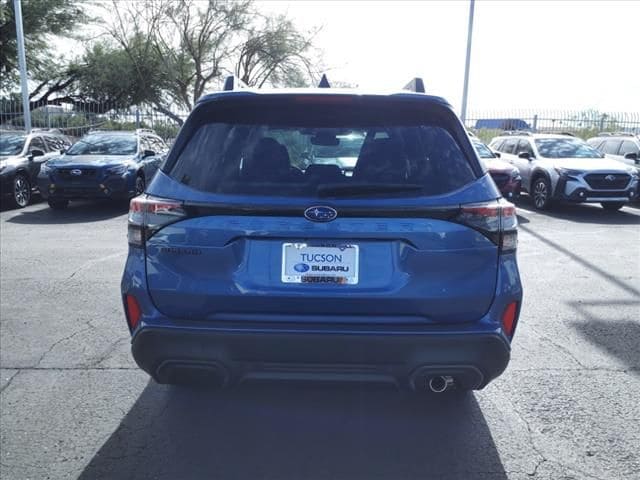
[168,101,477,198]
[534,138,603,159]
[66,134,138,156]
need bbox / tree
[235,15,320,88]
[103,0,322,122]
[0,0,88,91]
[76,38,164,107]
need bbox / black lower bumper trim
[131,327,511,390]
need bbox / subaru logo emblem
[70,169,83,176]
[605,174,616,181]
[304,206,338,222]
[294,263,310,273]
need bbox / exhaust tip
[428,376,454,393]
[156,361,229,388]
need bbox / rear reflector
[125,294,142,330]
[502,302,518,337]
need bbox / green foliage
[473,129,503,144]
[0,0,88,90]
[236,15,320,88]
[106,0,321,113]
[76,39,163,106]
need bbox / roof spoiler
[403,77,425,93]
[222,75,248,91]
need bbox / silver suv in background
[489,133,639,211]
[586,133,640,168]
[0,129,72,208]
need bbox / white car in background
[586,133,640,168]
[490,133,639,211]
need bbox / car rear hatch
[133,93,513,325]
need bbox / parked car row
[2,125,638,214]
[1,128,168,209]
[470,132,639,211]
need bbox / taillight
[128,195,186,247]
[502,301,518,337]
[456,199,517,253]
[125,294,142,330]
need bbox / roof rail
[222,75,248,91]
[136,128,157,135]
[555,131,575,137]
[597,131,635,137]
[318,74,330,88]
[403,77,425,93]
[501,130,532,136]
[31,128,63,133]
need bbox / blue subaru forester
[121,77,523,393]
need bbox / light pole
[13,0,31,132]
[460,0,475,126]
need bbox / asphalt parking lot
[1,196,639,480]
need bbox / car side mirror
[624,152,638,161]
[60,148,67,154]
[142,149,156,158]
[29,149,45,159]
[517,151,531,160]
[493,151,501,158]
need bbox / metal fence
[465,110,640,144]
[0,100,188,141]
[1,99,639,144]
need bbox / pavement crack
[90,337,130,367]
[33,323,97,368]
[0,370,20,393]
[539,333,588,368]
[65,252,125,281]
[503,396,547,476]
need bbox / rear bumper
[131,324,511,390]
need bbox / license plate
[281,243,359,285]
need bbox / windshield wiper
[317,183,424,198]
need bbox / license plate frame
[281,243,359,285]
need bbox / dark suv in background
[38,129,168,209]
[0,129,72,208]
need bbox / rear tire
[532,176,552,210]
[47,198,69,210]
[601,202,625,211]
[12,173,31,208]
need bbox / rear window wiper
[317,183,424,198]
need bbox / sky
[258,0,640,114]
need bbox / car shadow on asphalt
[77,382,508,480]
[519,224,639,297]
[569,300,640,376]
[3,200,128,224]
[514,195,640,225]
